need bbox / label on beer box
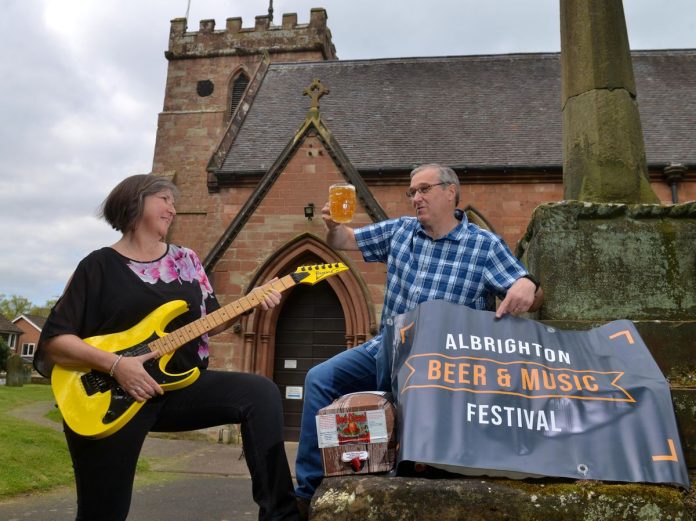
[316,409,389,448]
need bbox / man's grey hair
[410,163,460,206]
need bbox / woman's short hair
[410,163,460,206]
[99,174,179,233]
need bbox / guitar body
[51,300,200,439]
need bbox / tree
[0,294,33,319]
[0,294,56,319]
[30,298,57,318]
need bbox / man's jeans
[294,344,378,501]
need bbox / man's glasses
[406,182,448,199]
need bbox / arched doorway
[240,233,375,440]
[273,281,346,441]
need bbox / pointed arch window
[228,71,250,118]
[461,205,496,234]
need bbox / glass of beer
[329,183,356,223]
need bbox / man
[295,164,543,517]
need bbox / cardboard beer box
[316,391,397,477]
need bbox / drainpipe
[663,163,686,204]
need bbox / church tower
[151,9,336,257]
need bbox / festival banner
[379,300,689,488]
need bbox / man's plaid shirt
[354,215,528,356]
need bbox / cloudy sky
[1,0,695,306]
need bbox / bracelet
[109,355,123,377]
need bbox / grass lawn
[0,384,156,500]
[0,384,73,498]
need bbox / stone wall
[518,201,696,468]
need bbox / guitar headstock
[291,263,349,285]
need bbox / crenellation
[226,17,242,33]
[255,15,271,31]
[282,13,298,29]
[199,19,215,33]
[169,17,187,37]
[166,8,336,60]
[309,7,328,28]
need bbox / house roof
[0,314,22,334]
[13,314,47,331]
[218,50,696,175]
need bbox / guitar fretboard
[148,274,297,356]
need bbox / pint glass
[329,183,356,223]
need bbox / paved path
[1,401,299,520]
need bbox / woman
[35,174,299,521]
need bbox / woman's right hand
[112,351,164,402]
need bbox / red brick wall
[14,318,40,357]
[203,136,381,368]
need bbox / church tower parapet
[166,8,337,61]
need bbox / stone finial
[303,78,329,116]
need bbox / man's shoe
[296,497,311,521]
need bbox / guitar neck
[149,274,297,357]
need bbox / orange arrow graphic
[400,321,415,343]
[609,330,635,345]
[652,439,678,462]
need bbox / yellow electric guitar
[51,262,349,439]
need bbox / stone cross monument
[518,0,696,490]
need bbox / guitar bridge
[81,371,113,396]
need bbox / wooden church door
[273,281,347,441]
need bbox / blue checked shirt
[354,215,528,356]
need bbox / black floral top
[35,245,220,378]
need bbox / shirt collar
[414,212,469,241]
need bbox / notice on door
[286,386,303,400]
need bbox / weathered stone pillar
[561,0,658,203]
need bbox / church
[151,8,696,439]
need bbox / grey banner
[380,300,689,488]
